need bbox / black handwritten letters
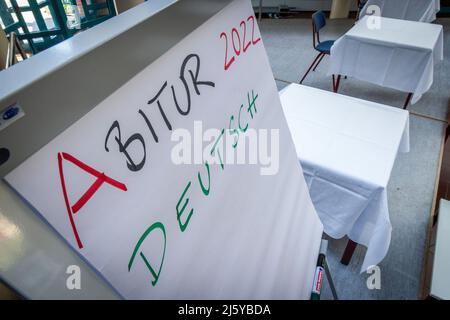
[105,54,215,172]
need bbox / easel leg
[340,239,357,265]
[324,258,339,300]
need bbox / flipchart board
[4,0,323,299]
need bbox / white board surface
[5,0,323,299]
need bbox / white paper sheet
[4,0,323,299]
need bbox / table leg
[333,74,342,93]
[340,239,357,265]
[403,92,413,109]
[258,0,263,22]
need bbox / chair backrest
[312,11,327,32]
[312,11,326,47]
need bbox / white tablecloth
[329,16,444,104]
[360,0,440,23]
[280,84,410,272]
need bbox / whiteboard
[4,0,323,299]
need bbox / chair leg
[403,92,413,109]
[313,52,326,71]
[300,52,323,84]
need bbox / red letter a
[58,152,127,249]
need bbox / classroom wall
[251,0,357,11]
[330,0,351,18]
[114,0,145,13]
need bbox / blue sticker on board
[2,106,20,120]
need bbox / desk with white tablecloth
[360,0,440,23]
[329,16,444,108]
[280,83,409,272]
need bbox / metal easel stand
[324,258,339,300]
[321,239,339,300]
[5,32,28,69]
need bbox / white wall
[114,0,145,13]
[252,0,357,11]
